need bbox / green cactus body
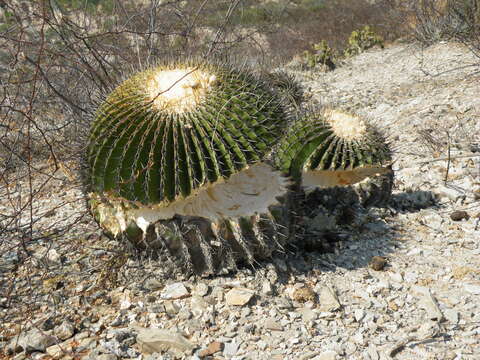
[263,70,304,109]
[87,60,293,276]
[89,61,288,205]
[275,107,392,189]
[274,107,394,249]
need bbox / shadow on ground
[263,188,439,281]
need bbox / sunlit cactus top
[87,59,288,206]
[275,106,391,188]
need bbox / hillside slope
[1,41,479,359]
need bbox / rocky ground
[1,41,479,360]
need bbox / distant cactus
[301,40,336,71]
[344,26,384,57]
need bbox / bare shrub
[411,0,480,49]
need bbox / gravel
[1,40,479,359]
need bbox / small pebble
[225,288,254,306]
[198,341,223,357]
[369,256,387,271]
[450,210,470,221]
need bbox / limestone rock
[314,350,338,360]
[54,321,75,340]
[160,283,190,300]
[318,286,341,312]
[7,328,56,354]
[225,288,254,306]
[136,327,195,355]
[264,318,284,331]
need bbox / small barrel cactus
[263,70,305,108]
[274,106,393,250]
[87,59,293,276]
[275,106,392,189]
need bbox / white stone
[389,272,403,283]
[354,309,365,322]
[225,288,254,306]
[46,344,66,358]
[144,278,163,291]
[404,272,418,283]
[314,350,338,360]
[191,295,208,316]
[298,307,317,323]
[160,282,190,300]
[223,340,239,357]
[54,321,75,340]
[264,318,283,331]
[120,297,132,310]
[437,185,462,202]
[318,286,341,312]
[367,345,379,360]
[194,283,209,296]
[136,327,195,354]
[8,329,56,354]
[444,309,459,324]
[419,289,444,321]
[464,284,480,295]
[262,281,273,295]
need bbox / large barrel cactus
[87,60,292,276]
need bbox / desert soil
[1,41,479,360]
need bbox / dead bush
[411,0,480,48]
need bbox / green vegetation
[298,26,384,70]
[344,26,384,57]
[0,9,15,32]
[53,0,115,14]
[300,40,337,70]
[203,0,328,28]
[299,0,327,12]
